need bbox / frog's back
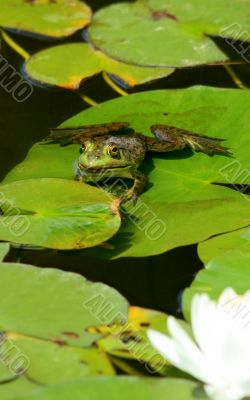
[105,134,147,165]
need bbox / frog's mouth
[78,163,128,171]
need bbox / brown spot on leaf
[140,322,150,327]
[113,348,130,353]
[63,331,80,339]
[151,9,177,21]
[86,326,100,333]
[53,339,66,346]
[120,332,143,344]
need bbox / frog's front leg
[76,167,147,203]
[75,168,86,182]
[148,125,231,156]
[122,171,148,204]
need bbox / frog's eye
[108,145,119,157]
[79,144,85,154]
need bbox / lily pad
[1,334,114,383]
[198,226,250,263]
[88,0,242,67]
[3,87,250,258]
[0,245,128,397]
[24,43,174,90]
[0,178,121,250]
[0,378,38,400]
[0,242,9,261]
[182,251,250,320]
[0,0,91,39]
[0,247,128,345]
[12,377,207,400]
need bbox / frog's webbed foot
[150,125,232,157]
[43,122,130,146]
[120,171,148,205]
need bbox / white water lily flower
[148,288,250,400]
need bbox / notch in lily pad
[24,43,175,90]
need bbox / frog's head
[78,135,145,180]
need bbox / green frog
[45,122,230,202]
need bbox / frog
[45,122,231,202]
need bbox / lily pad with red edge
[24,43,175,90]
[0,0,92,39]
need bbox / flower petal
[192,289,250,382]
[205,382,250,400]
[148,329,181,367]
[167,316,217,383]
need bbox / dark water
[0,0,249,315]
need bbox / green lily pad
[88,0,241,67]
[0,0,91,39]
[0,250,128,346]
[13,377,207,400]
[3,143,78,183]
[182,251,250,320]
[0,242,9,261]
[198,226,250,263]
[0,353,17,383]
[0,178,121,250]
[24,43,174,90]
[0,245,128,397]
[3,87,250,258]
[1,334,114,383]
[0,378,38,400]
